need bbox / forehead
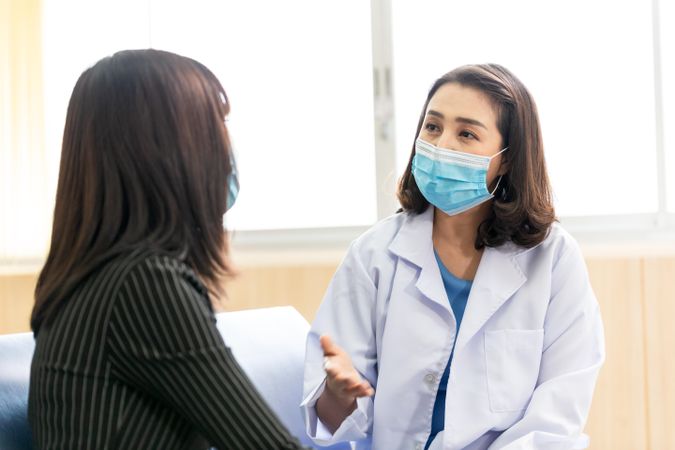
[426,82,498,129]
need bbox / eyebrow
[427,109,488,130]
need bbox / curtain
[0,0,49,268]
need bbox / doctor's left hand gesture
[315,335,374,433]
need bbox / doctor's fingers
[327,372,371,396]
[319,334,344,357]
[324,353,361,378]
[343,381,374,398]
[325,364,362,385]
[324,362,359,382]
[323,352,356,373]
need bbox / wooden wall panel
[0,273,37,334]
[0,266,339,334]
[223,264,337,323]
[642,257,675,450]
[2,255,674,450]
[584,259,647,450]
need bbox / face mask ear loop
[487,146,509,196]
[490,175,503,196]
[489,146,509,160]
[487,146,509,171]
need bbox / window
[42,0,151,198]
[661,0,675,213]
[42,0,377,231]
[3,0,675,265]
[391,0,659,217]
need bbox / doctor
[302,63,605,450]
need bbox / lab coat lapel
[454,243,527,353]
[388,207,451,313]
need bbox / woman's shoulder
[340,209,432,276]
[353,210,423,249]
[346,210,416,261]
[105,252,224,366]
[512,221,584,267]
[123,251,207,294]
[539,222,581,257]
[100,249,209,310]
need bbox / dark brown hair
[32,49,235,333]
[397,63,556,249]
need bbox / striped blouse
[28,250,307,449]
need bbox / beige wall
[1,253,673,450]
[0,273,38,334]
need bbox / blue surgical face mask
[226,155,239,210]
[412,138,508,216]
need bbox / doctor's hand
[316,335,374,433]
[320,335,374,403]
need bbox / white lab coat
[301,207,605,450]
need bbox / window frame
[3,0,675,271]
[234,0,675,250]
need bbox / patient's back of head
[32,49,235,333]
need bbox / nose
[434,131,459,150]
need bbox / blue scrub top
[426,250,473,449]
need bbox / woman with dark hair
[303,64,605,449]
[28,49,306,449]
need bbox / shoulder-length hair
[397,63,556,249]
[32,49,235,333]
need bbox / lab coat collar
[388,207,528,351]
[453,243,527,353]
[388,207,450,313]
[388,206,435,268]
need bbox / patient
[28,49,307,449]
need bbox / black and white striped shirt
[28,250,307,449]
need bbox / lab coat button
[424,373,436,385]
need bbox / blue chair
[0,332,34,450]
[216,306,349,450]
[0,306,348,449]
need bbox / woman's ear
[497,157,510,176]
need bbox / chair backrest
[0,307,347,449]
[216,306,349,449]
[0,332,35,450]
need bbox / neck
[432,202,492,253]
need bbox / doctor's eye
[423,122,441,133]
[459,130,478,140]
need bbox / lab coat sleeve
[488,240,605,450]
[300,241,378,446]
